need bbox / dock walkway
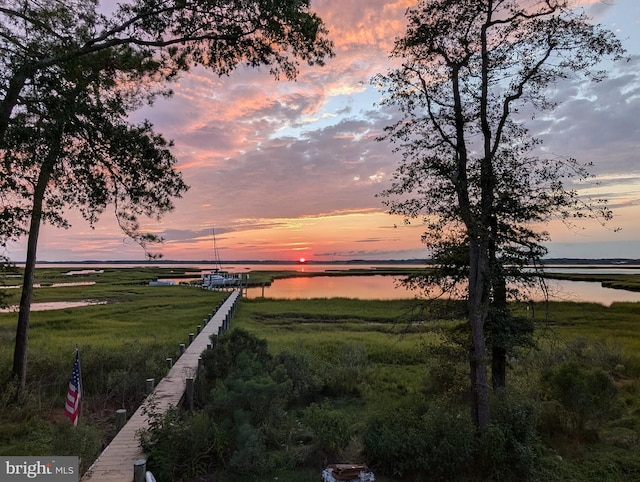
[82,290,241,482]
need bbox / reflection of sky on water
[246,276,640,306]
[246,275,412,300]
[534,280,640,306]
[539,266,640,275]
[9,264,640,308]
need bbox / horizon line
[15,257,640,265]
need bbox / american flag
[64,348,82,426]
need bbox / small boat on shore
[201,229,241,289]
[201,269,241,288]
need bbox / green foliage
[302,402,353,456]
[363,395,541,481]
[420,327,471,403]
[201,328,273,383]
[145,328,373,479]
[0,269,226,462]
[324,343,369,396]
[51,422,102,474]
[0,256,16,308]
[141,407,221,482]
[479,395,542,481]
[200,329,322,476]
[531,337,626,374]
[375,0,625,432]
[2,270,640,480]
[541,361,624,438]
[1,0,335,391]
[276,349,325,402]
[0,381,53,456]
[364,400,475,480]
[486,309,535,354]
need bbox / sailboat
[201,229,240,289]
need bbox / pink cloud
[9,0,638,262]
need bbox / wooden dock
[82,290,241,482]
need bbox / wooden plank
[82,291,240,482]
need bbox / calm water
[16,262,640,307]
[0,300,106,313]
[245,275,640,306]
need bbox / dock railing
[82,290,241,482]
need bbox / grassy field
[0,267,227,463]
[227,297,640,480]
[1,267,640,480]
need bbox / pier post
[185,377,194,412]
[133,459,146,482]
[115,409,126,433]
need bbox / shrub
[302,402,353,459]
[479,395,541,481]
[140,406,222,482]
[421,342,468,403]
[276,349,325,403]
[541,361,624,438]
[363,400,475,480]
[201,328,272,384]
[198,329,304,475]
[206,353,293,450]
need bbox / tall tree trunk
[468,238,491,431]
[491,273,508,391]
[489,216,508,391]
[12,144,59,391]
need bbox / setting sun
[298,257,306,264]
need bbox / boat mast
[212,228,222,271]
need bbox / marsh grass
[521,301,640,378]
[229,297,640,481]
[2,268,640,480]
[0,268,226,457]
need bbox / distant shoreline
[18,257,640,266]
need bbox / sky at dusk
[7,0,640,262]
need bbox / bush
[140,407,222,482]
[479,395,541,481]
[201,328,272,384]
[276,349,325,403]
[363,400,475,480]
[541,361,624,438]
[303,402,353,459]
[200,329,305,475]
